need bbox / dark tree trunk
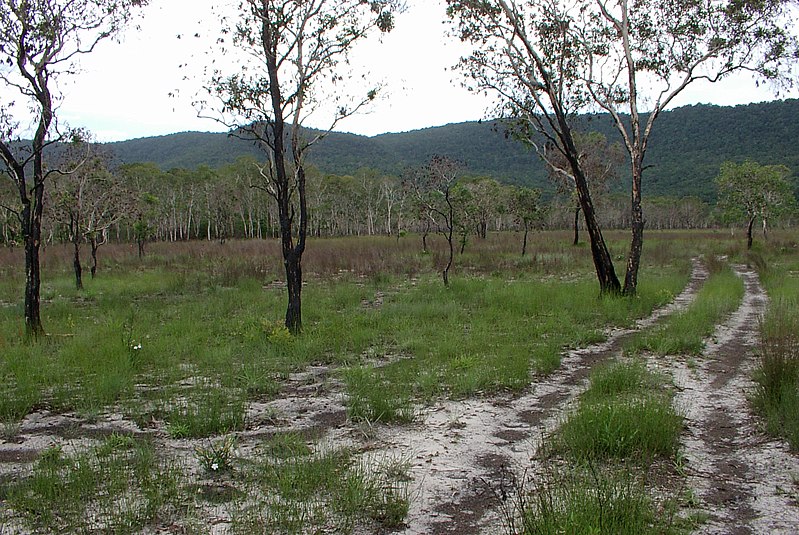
[277,173,303,333]
[479,219,487,239]
[522,223,529,256]
[560,132,620,294]
[443,232,453,287]
[623,164,644,295]
[547,88,620,295]
[573,207,581,246]
[21,133,48,339]
[284,250,302,334]
[16,84,54,339]
[90,236,99,278]
[747,216,755,250]
[579,184,621,295]
[23,195,44,338]
[441,191,455,287]
[262,14,307,335]
[73,238,83,291]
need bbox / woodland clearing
[0,230,796,533]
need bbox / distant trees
[715,160,796,249]
[13,154,794,259]
[50,145,128,288]
[118,163,160,257]
[508,186,543,256]
[0,0,148,338]
[461,177,503,240]
[202,0,401,334]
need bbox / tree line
[2,0,798,337]
[2,151,790,254]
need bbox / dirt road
[665,265,799,534]
[3,260,797,534]
[360,259,710,534]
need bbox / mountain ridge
[107,99,799,200]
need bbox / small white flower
[211,462,219,471]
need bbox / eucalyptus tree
[546,131,623,246]
[583,0,797,293]
[221,157,269,239]
[354,168,383,236]
[508,185,543,256]
[462,176,502,239]
[407,156,462,287]
[447,0,622,294]
[50,145,128,288]
[715,160,795,249]
[0,0,148,338]
[201,0,402,334]
[118,163,161,257]
[380,174,405,235]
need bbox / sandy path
[8,259,763,535]
[354,260,709,534]
[662,265,799,534]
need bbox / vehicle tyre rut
[369,260,709,534]
[667,265,799,534]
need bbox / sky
[18,0,799,143]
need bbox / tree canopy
[715,159,796,248]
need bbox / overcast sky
[41,0,797,142]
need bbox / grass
[625,259,744,356]
[0,234,691,428]
[231,438,410,534]
[163,385,247,438]
[556,397,682,461]
[346,267,687,418]
[518,358,684,533]
[344,366,416,423]
[506,464,681,535]
[0,230,771,532]
[753,251,799,450]
[553,360,682,462]
[1,434,184,533]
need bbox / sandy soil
[2,259,798,534]
[345,259,709,534]
[657,265,799,534]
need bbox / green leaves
[715,159,796,225]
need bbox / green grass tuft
[753,297,799,450]
[625,262,744,356]
[2,435,183,533]
[555,397,682,461]
[509,464,680,535]
[552,360,682,462]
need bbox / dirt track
[663,265,799,534]
[355,259,799,533]
[2,260,798,533]
[349,259,711,534]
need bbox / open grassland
[0,231,696,425]
[753,243,799,450]
[0,229,795,533]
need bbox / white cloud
[9,0,795,142]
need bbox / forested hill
[108,99,799,201]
